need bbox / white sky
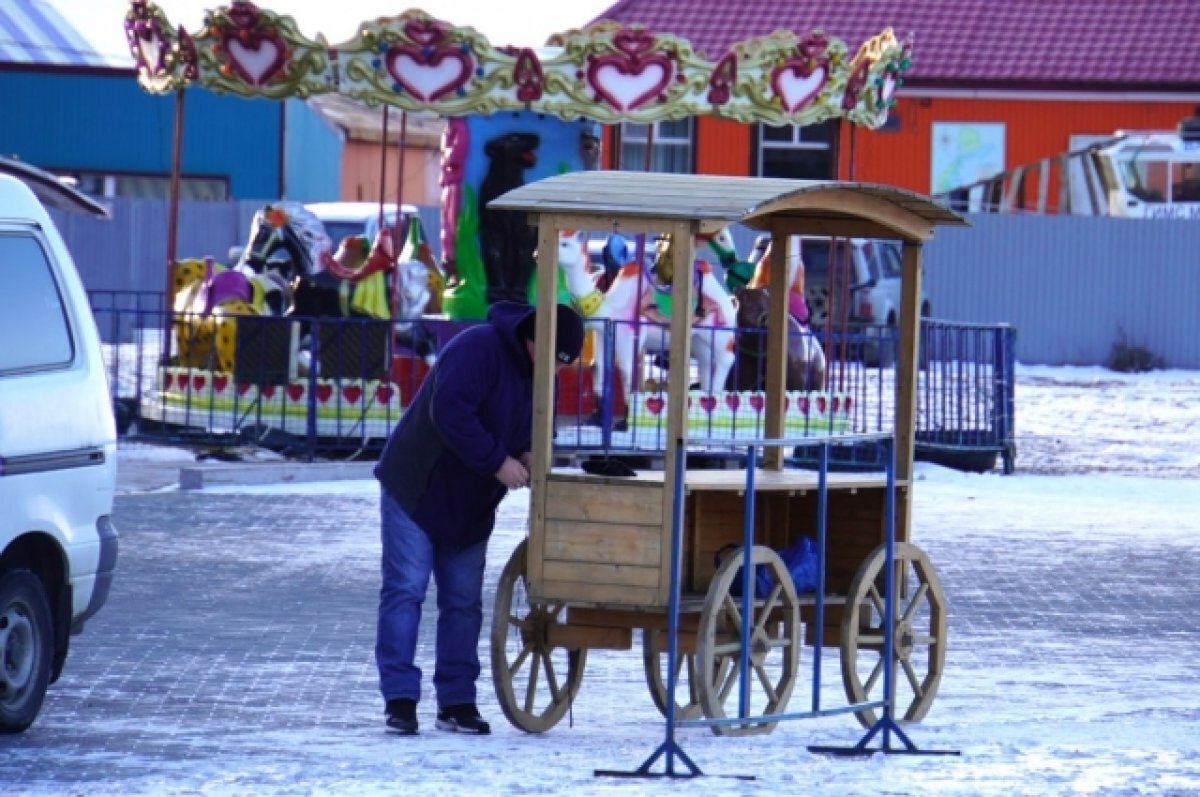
[58,0,618,63]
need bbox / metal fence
[92,292,1015,472]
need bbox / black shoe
[385,698,418,735]
[435,703,491,735]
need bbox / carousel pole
[391,110,408,326]
[161,87,185,365]
[378,107,390,233]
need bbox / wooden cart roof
[489,171,967,241]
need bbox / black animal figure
[727,287,827,392]
[478,132,539,305]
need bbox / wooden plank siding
[535,477,667,608]
[695,117,752,176]
[838,95,1198,196]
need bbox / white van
[0,174,118,732]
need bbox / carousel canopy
[123,1,911,127]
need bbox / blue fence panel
[90,292,1015,470]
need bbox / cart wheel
[641,629,703,721]
[841,542,947,729]
[696,545,800,736]
[490,540,586,733]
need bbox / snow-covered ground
[91,364,1200,796]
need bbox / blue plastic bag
[717,538,820,599]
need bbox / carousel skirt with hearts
[628,389,853,436]
[145,366,405,438]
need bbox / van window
[0,234,73,373]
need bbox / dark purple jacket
[374,302,534,548]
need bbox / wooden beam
[895,242,923,508]
[770,217,913,239]
[661,219,697,603]
[1036,158,1051,214]
[763,220,790,470]
[527,214,564,596]
[745,190,935,243]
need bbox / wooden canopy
[489,171,966,242]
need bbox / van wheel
[0,570,53,733]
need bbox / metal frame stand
[808,439,960,758]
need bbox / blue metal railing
[89,291,1015,469]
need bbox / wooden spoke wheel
[841,542,947,729]
[696,545,800,736]
[641,628,703,721]
[490,541,586,733]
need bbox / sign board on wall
[931,122,1006,210]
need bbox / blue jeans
[376,490,488,707]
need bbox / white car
[0,174,118,732]
[797,236,931,366]
[303,201,422,248]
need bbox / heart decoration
[342,385,363,404]
[843,396,853,413]
[797,396,809,415]
[163,373,174,391]
[386,45,473,102]
[646,396,665,415]
[724,393,740,412]
[191,374,206,392]
[286,384,305,402]
[817,395,828,414]
[132,22,165,74]
[213,375,228,394]
[316,384,333,403]
[236,383,252,397]
[261,385,276,400]
[375,384,395,404]
[699,395,717,413]
[771,60,827,114]
[831,396,840,414]
[588,53,673,111]
[748,393,765,413]
[403,18,449,46]
[223,30,289,86]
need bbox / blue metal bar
[811,441,829,712]
[738,445,758,723]
[603,437,704,779]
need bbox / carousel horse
[746,236,811,327]
[557,230,737,428]
[289,226,439,366]
[238,201,332,283]
[728,286,827,392]
[703,226,766,294]
[170,202,331,373]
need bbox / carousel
[123,0,912,451]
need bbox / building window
[619,119,693,173]
[68,172,229,201]
[756,120,836,179]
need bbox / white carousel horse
[557,230,737,426]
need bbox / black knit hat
[554,303,585,365]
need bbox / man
[373,301,585,735]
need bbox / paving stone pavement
[1,459,1198,793]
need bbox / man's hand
[495,456,530,489]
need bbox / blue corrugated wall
[0,70,283,199]
[282,98,342,202]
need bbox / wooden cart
[487,172,967,736]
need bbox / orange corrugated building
[594,0,1200,201]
